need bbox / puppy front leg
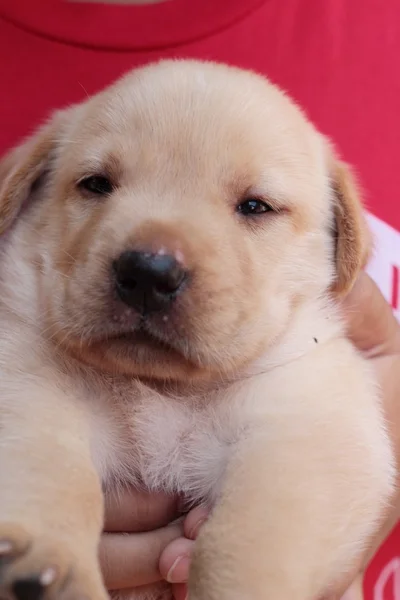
[0,381,107,600]
[189,415,391,600]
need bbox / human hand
[159,505,209,600]
[99,488,208,600]
[99,489,181,594]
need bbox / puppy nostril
[153,261,186,294]
[113,250,187,314]
[114,272,138,291]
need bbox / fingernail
[166,555,191,583]
[188,518,206,540]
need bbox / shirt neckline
[0,0,267,51]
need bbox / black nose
[113,250,187,314]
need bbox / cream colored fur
[0,60,395,600]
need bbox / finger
[100,520,183,590]
[104,489,179,532]
[159,537,194,583]
[172,583,188,600]
[342,272,400,356]
[183,506,209,540]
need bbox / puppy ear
[0,110,69,234]
[329,148,372,295]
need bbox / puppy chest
[90,393,237,504]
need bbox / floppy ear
[0,110,69,235]
[329,150,372,295]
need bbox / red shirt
[0,2,399,596]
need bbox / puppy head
[0,60,370,381]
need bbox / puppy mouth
[106,326,176,352]
[80,319,207,380]
[55,297,207,377]
[100,316,191,359]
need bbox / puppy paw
[0,523,107,600]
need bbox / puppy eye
[236,198,273,215]
[78,175,113,196]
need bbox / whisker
[60,249,76,261]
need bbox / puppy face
[0,60,369,381]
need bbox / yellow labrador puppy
[0,60,394,600]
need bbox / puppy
[0,60,394,600]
